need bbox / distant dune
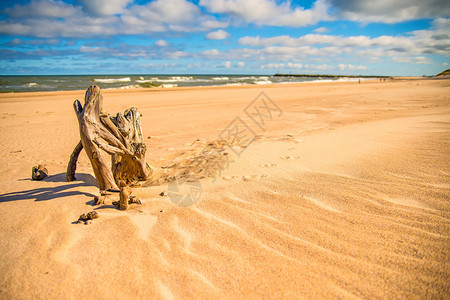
[435,68,450,77]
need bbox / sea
[0,74,367,93]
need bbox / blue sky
[0,0,449,75]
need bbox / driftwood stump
[68,85,151,192]
[110,107,151,184]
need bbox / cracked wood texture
[72,85,151,191]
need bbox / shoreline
[0,76,423,97]
[0,74,393,94]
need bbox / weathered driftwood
[112,179,141,209]
[119,185,131,211]
[70,85,151,192]
[32,165,48,180]
[77,211,99,224]
[66,141,83,182]
[110,107,151,184]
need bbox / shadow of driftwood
[0,173,97,203]
[44,173,97,185]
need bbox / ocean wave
[234,76,256,81]
[26,82,38,87]
[212,77,229,81]
[118,85,140,89]
[304,79,334,83]
[94,77,131,83]
[151,76,194,83]
[253,80,273,85]
[162,84,177,88]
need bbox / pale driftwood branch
[66,140,83,182]
[70,85,151,192]
[73,85,119,191]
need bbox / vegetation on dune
[435,69,450,76]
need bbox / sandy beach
[0,78,449,298]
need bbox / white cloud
[314,27,328,33]
[79,0,133,16]
[200,20,229,28]
[238,19,450,59]
[196,18,449,70]
[261,63,285,69]
[122,0,224,33]
[329,0,450,23]
[4,0,78,18]
[79,46,103,53]
[202,49,220,56]
[306,64,332,70]
[443,62,449,66]
[155,40,169,47]
[167,51,188,59]
[222,61,231,68]
[239,33,412,48]
[287,62,303,68]
[131,0,200,24]
[261,62,331,70]
[199,0,330,27]
[338,64,367,71]
[392,56,432,64]
[0,0,226,37]
[414,56,431,64]
[206,29,230,40]
[237,61,245,67]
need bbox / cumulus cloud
[4,0,78,18]
[313,27,328,33]
[121,0,227,33]
[392,56,432,64]
[212,18,449,70]
[155,40,169,47]
[79,0,133,16]
[260,62,331,70]
[199,0,330,26]
[0,0,226,37]
[221,61,231,68]
[329,0,450,23]
[237,61,245,67]
[238,18,450,58]
[206,29,230,40]
[238,34,416,49]
[202,49,221,56]
[338,64,367,71]
[3,38,60,46]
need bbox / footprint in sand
[223,175,238,181]
[242,175,261,181]
[263,163,277,167]
[281,156,300,160]
[223,175,266,181]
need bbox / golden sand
[0,79,449,298]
